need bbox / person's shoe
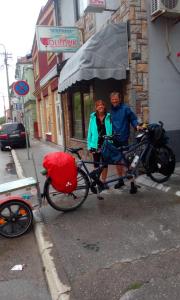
[114,179,125,189]
[129,182,138,194]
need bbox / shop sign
[84,0,106,13]
[36,26,81,53]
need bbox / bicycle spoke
[45,168,89,212]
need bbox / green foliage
[0,116,5,125]
[126,281,143,291]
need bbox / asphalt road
[0,149,17,184]
[0,148,51,300]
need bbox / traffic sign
[13,80,30,96]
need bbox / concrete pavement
[12,139,180,300]
[0,149,51,300]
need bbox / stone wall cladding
[97,0,149,121]
[128,0,149,121]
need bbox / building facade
[31,0,180,160]
[32,0,62,144]
[57,0,149,153]
[14,56,37,138]
[56,0,180,160]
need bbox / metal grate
[161,0,178,9]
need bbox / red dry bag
[43,152,77,193]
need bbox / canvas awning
[58,22,129,92]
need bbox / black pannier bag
[148,123,168,146]
[155,147,176,176]
[101,140,122,163]
[144,146,175,176]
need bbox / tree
[0,116,6,124]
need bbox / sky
[0,0,48,117]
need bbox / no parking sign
[13,80,30,96]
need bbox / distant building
[14,56,37,138]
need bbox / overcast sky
[0,0,48,117]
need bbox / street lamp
[0,43,12,120]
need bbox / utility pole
[2,95,6,120]
[0,93,6,121]
[0,43,12,120]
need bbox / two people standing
[87,92,139,192]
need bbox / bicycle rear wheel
[148,146,175,183]
[0,200,33,238]
[44,168,89,212]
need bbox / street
[11,139,180,300]
[0,149,51,300]
[0,0,180,299]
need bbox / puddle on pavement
[5,162,16,175]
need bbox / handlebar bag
[101,140,122,163]
[43,152,77,193]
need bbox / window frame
[74,0,85,21]
[69,85,94,140]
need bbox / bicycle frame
[75,136,151,187]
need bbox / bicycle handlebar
[103,121,164,141]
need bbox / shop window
[72,92,83,139]
[71,91,94,139]
[74,0,85,21]
[84,93,94,137]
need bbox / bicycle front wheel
[0,200,33,238]
[44,168,89,212]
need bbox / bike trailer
[43,152,77,193]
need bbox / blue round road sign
[13,80,30,96]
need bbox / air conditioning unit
[151,0,180,17]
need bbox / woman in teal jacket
[87,100,112,189]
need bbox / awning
[58,22,128,92]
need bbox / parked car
[0,122,30,151]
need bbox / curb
[11,149,71,300]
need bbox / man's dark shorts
[93,151,108,168]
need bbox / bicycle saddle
[67,147,83,154]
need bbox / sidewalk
[12,139,180,300]
[11,140,71,300]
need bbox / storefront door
[55,93,63,146]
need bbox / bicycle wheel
[148,146,175,183]
[44,168,89,212]
[0,200,33,238]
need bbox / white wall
[147,1,180,130]
[147,0,180,158]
